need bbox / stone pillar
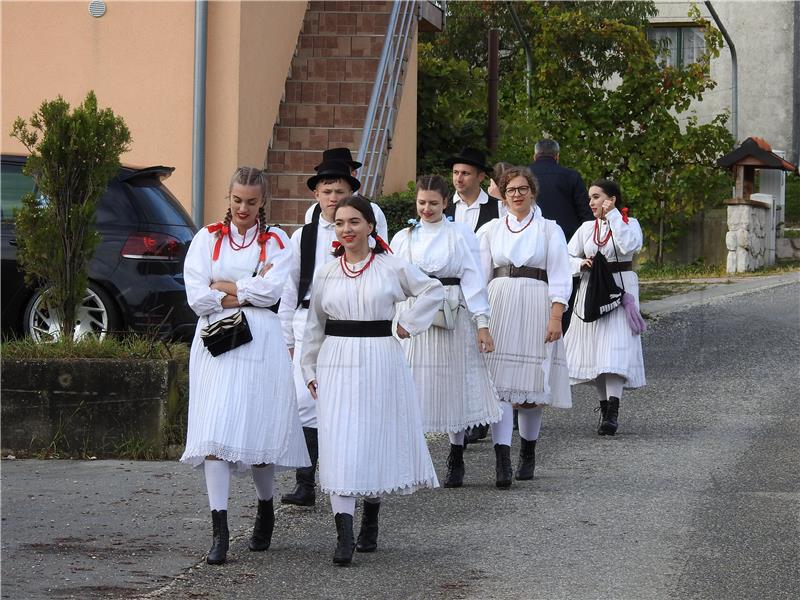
[725,196,772,273]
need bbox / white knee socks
[251,464,275,501]
[518,405,544,441]
[490,402,514,446]
[330,494,356,516]
[204,459,231,512]
[448,430,466,446]
[604,373,624,400]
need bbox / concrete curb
[640,271,799,318]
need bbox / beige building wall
[652,1,795,155]
[382,29,418,194]
[1,0,306,225]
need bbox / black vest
[297,204,323,308]
[444,195,501,232]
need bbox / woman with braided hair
[181,166,309,565]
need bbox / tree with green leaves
[419,1,734,262]
[10,91,131,341]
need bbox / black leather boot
[248,498,274,551]
[355,501,380,553]
[443,443,465,488]
[599,397,620,436]
[464,426,480,444]
[281,427,318,506]
[515,438,537,480]
[597,400,609,435]
[494,444,512,489]
[333,513,355,566]
[207,509,229,565]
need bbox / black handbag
[574,252,624,323]
[201,310,253,356]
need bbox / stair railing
[356,0,418,198]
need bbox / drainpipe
[704,1,738,142]
[191,0,208,227]
[792,0,800,164]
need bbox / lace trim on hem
[568,368,645,389]
[424,413,503,434]
[320,477,439,498]
[495,388,571,408]
[181,443,310,472]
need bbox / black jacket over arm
[528,156,593,242]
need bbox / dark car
[1,154,198,341]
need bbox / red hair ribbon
[621,207,629,224]
[374,234,392,254]
[258,231,285,263]
[331,241,342,251]
[206,222,230,261]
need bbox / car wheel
[23,284,121,342]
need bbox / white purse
[431,284,461,330]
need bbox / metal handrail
[356,0,418,198]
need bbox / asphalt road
[2,280,798,599]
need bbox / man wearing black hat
[302,147,388,238]
[444,147,505,233]
[279,160,369,507]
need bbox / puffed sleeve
[545,221,572,307]
[184,228,226,317]
[299,265,330,385]
[371,202,389,241]
[476,219,497,285]
[606,209,643,255]
[567,225,588,276]
[389,227,412,259]
[278,228,303,348]
[454,229,491,327]
[394,257,445,336]
[235,228,294,308]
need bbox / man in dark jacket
[528,139,593,242]
[529,139,593,333]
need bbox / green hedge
[374,184,417,238]
[785,175,800,226]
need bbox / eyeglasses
[505,186,530,197]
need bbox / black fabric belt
[607,261,633,273]
[268,301,280,314]
[493,265,548,283]
[431,276,461,286]
[324,320,393,337]
[300,299,310,309]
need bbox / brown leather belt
[607,261,633,273]
[493,265,548,283]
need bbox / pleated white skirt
[181,307,311,474]
[484,277,572,408]
[400,296,502,433]
[565,270,646,388]
[315,334,439,496]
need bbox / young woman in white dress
[477,166,573,488]
[390,175,501,488]
[564,179,646,435]
[181,167,309,565]
[301,195,443,566]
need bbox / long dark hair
[332,195,387,257]
[589,178,624,210]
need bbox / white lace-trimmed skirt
[315,334,439,497]
[484,276,572,408]
[180,307,310,474]
[565,270,646,389]
[400,295,502,433]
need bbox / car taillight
[121,232,181,261]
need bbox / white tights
[490,402,544,445]
[595,373,625,401]
[204,460,275,511]
[330,494,381,516]
[448,431,465,445]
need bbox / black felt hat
[314,148,363,171]
[444,147,493,175]
[306,160,361,192]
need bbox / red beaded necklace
[228,224,258,251]
[339,252,376,278]
[593,218,613,247]
[505,211,534,234]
